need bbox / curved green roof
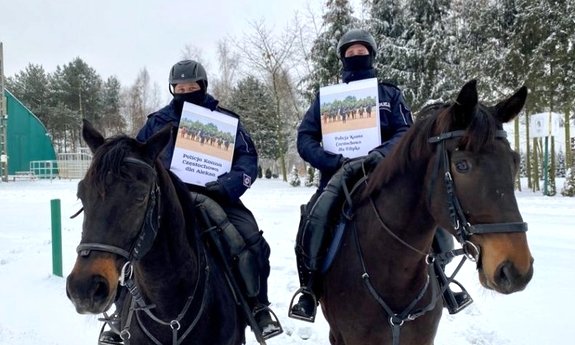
[4,89,57,174]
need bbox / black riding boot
[98,287,126,345]
[433,228,473,314]
[248,237,283,340]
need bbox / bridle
[76,157,161,262]
[428,130,528,260]
[352,129,528,345]
[73,157,208,345]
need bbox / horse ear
[453,79,478,127]
[495,86,528,123]
[82,119,105,153]
[145,122,173,162]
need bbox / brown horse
[321,80,534,345]
[66,120,247,344]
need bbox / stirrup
[443,280,473,315]
[98,312,123,345]
[288,287,318,322]
[253,305,284,340]
[98,325,124,345]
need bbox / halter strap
[427,129,527,252]
[75,157,161,262]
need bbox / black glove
[336,155,349,170]
[204,181,229,201]
[363,150,385,173]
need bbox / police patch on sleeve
[243,174,252,188]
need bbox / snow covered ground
[0,177,573,344]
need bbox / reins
[76,157,209,344]
[344,128,529,345]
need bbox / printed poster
[170,102,238,186]
[320,78,380,158]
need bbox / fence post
[51,199,63,277]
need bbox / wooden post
[0,42,8,182]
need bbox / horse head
[428,80,533,294]
[66,119,173,314]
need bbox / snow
[0,177,573,344]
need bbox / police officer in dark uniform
[98,60,282,344]
[289,29,473,322]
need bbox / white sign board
[530,112,561,138]
[319,78,380,158]
[170,102,238,186]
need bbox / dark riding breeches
[220,200,272,305]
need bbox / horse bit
[355,129,528,345]
[73,157,209,345]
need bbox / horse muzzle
[66,255,120,314]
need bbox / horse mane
[84,135,144,195]
[376,100,505,186]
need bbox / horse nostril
[494,260,520,294]
[92,276,110,303]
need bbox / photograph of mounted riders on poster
[320,77,380,158]
[170,101,238,186]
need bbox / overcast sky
[1,0,359,102]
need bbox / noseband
[428,130,528,260]
[76,157,161,262]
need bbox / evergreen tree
[561,168,575,197]
[556,149,566,178]
[519,150,527,177]
[100,76,125,136]
[5,63,51,124]
[288,165,301,187]
[257,165,263,179]
[368,0,406,86]
[265,167,272,179]
[305,165,315,187]
[49,57,103,150]
[229,75,280,161]
[400,0,454,109]
[301,0,358,101]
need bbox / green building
[2,89,58,177]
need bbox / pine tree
[305,165,315,187]
[229,75,279,161]
[368,0,406,86]
[5,63,51,125]
[288,165,301,187]
[556,149,566,178]
[519,151,527,177]
[561,168,575,197]
[301,0,358,101]
[400,0,454,109]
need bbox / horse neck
[135,177,200,312]
[361,160,437,286]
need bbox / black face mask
[173,90,206,108]
[342,55,374,71]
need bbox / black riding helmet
[336,29,377,60]
[168,60,208,95]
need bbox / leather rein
[348,129,528,345]
[72,157,208,345]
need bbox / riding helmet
[168,60,208,91]
[337,29,378,59]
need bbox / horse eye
[134,194,147,203]
[455,160,469,172]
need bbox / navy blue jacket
[136,94,258,203]
[297,79,413,190]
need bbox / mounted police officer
[289,29,473,322]
[99,60,282,344]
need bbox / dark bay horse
[66,120,247,344]
[322,80,534,345]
